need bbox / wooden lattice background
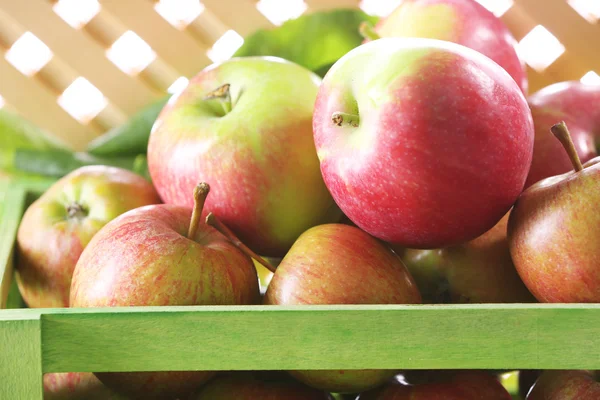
[0,0,598,149]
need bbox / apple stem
[66,203,86,219]
[204,83,232,114]
[187,182,211,239]
[205,212,277,273]
[359,22,381,41]
[331,112,360,128]
[551,121,583,172]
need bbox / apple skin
[70,204,261,399]
[529,82,600,146]
[313,38,534,249]
[148,57,340,257]
[525,105,596,188]
[400,213,535,303]
[358,371,511,399]
[373,0,527,93]
[508,157,600,302]
[190,372,331,399]
[527,371,600,400]
[44,372,126,400]
[264,223,421,393]
[15,166,160,308]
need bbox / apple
[148,57,341,257]
[190,372,331,399]
[15,166,160,308]
[313,38,534,249]
[70,183,261,399]
[365,0,527,93]
[358,371,511,399]
[527,371,600,400]
[400,213,535,303]
[525,105,596,188]
[44,372,126,400]
[529,81,600,148]
[508,122,600,302]
[264,223,421,393]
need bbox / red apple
[370,0,527,93]
[525,105,596,188]
[70,183,260,399]
[508,122,600,302]
[400,213,535,303]
[16,166,160,308]
[264,223,421,393]
[358,371,511,399]
[529,81,600,146]
[190,372,330,399]
[148,57,340,257]
[313,38,534,249]
[527,371,600,400]
[44,372,126,400]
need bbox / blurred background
[0,0,598,150]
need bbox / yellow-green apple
[70,183,261,399]
[529,81,600,148]
[148,57,340,257]
[264,224,421,393]
[358,371,511,399]
[525,105,596,188]
[508,122,600,302]
[15,166,160,308]
[44,372,126,400]
[313,38,534,249]
[366,0,527,93]
[527,371,600,400]
[400,213,535,303]
[190,372,331,399]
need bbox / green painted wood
[0,311,43,399]
[3,304,592,373]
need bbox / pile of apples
[16,0,600,399]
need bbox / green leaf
[87,95,171,157]
[234,9,378,77]
[0,109,70,171]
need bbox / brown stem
[205,212,277,273]
[66,203,86,219]
[331,112,359,127]
[204,83,232,114]
[187,182,210,239]
[551,121,583,172]
[359,21,380,41]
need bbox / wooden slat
[501,1,538,41]
[518,0,600,77]
[101,0,211,78]
[201,0,272,36]
[0,58,99,149]
[0,313,43,399]
[305,0,358,11]
[0,0,160,116]
[526,66,556,94]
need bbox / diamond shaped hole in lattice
[256,0,307,26]
[581,71,600,86]
[207,30,244,64]
[359,0,402,17]
[58,77,107,124]
[53,0,100,29]
[0,95,5,109]
[154,0,204,30]
[568,0,600,24]
[474,0,514,17]
[517,25,565,72]
[168,76,190,94]
[106,31,156,76]
[5,32,53,77]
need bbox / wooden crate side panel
[36,304,600,373]
[0,182,26,308]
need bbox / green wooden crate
[1,178,599,399]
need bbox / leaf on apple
[234,9,378,77]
